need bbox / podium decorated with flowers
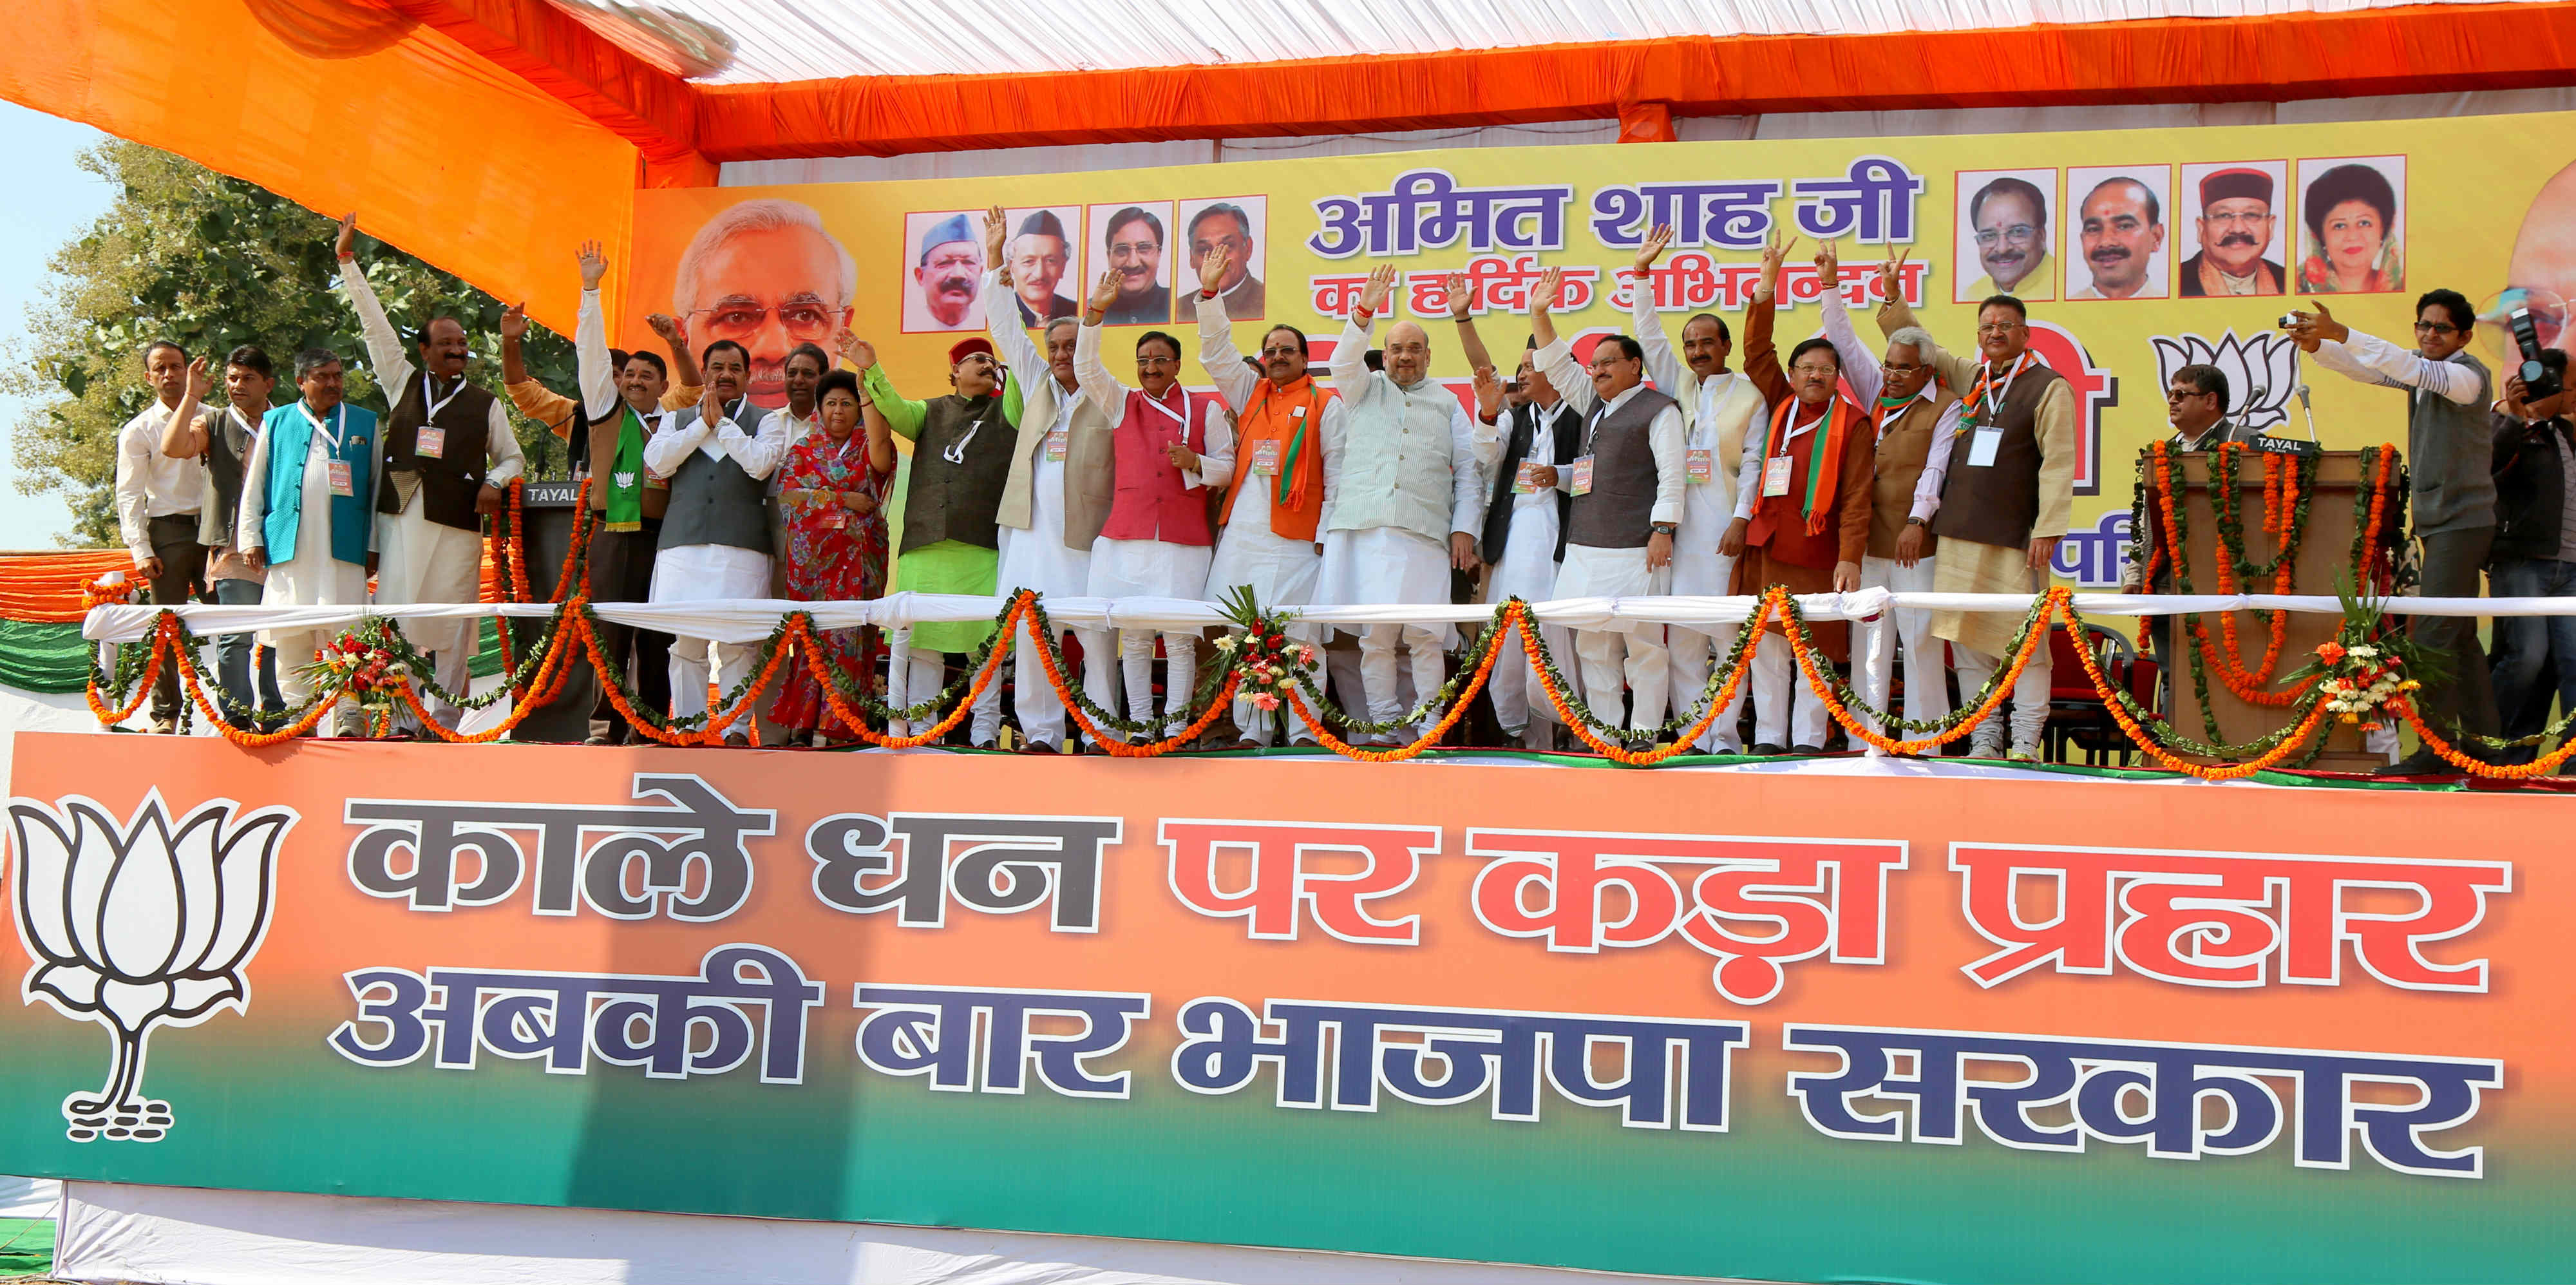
[2137,442,2403,773]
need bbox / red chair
[2045,624,2139,765]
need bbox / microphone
[2295,383,2319,442]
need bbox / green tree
[5,140,582,547]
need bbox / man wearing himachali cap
[916,213,986,329]
[2179,167,2287,297]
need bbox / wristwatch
[1650,522,1678,536]
[1904,517,1929,528]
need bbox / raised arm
[334,213,415,391]
[1074,271,1135,421]
[500,303,581,441]
[845,339,928,441]
[983,249,1051,395]
[572,240,618,417]
[1529,267,1596,415]
[1814,242,1882,406]
[1629,224,1687,395]
[1191,244,1260,411]
[1330,265,1398,403]
[1741,232,1794,408]
[1446,269,1497,380]
[2293,303,2487,406]
[1873,253,1976,393]
[158,357,213,460]
[647,312,702,406]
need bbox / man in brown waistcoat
[339,213,526,738]
[1526,267,1687,748]
[1722,235,1875,754]
[1821,245,1963,754]
[502,241,678,744]
[1877,285,2076,761]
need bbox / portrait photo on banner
[902,207,990,334]
[668,196,858,410]
[1955,168,2058,304]
[995,204,1086,328]
[2177,160,2290,298]
[1175,195,1268,322]
[2295,154,2408,296]
[2064,164,2173,302]
[1087,200,1177,326]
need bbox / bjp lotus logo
[2150,330,2302,430]
[8,792,294,1142]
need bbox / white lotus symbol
[9,791,294,1142]
[2149,330,2300,431]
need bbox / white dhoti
[996,478,1112,750]
[1664,547,1742,753]
[652,543,771,731]
[1088,536,1215,732]
[372,493,486,729]
[1553,542,1669,735]
[1484,491,1566,745]
[1206,485,1325,745]
[1316,526,1454,741]
[1857,553,1948,752]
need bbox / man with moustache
[1101,207,1172,325]
[914,213,985,330]
[983,205,1119,753]
[235,348,379,738]
[1462,301,1580,751]
[670,198,854,408]
[2179,168,2287,297]
[2069,176,2168,301]
[1321,264,1488,745]
[1965,176,2055,301]
[338,213,526,739]
[2121,363,2262,663]
[1631,224,1763,754]
[157,346,285,728]
[1005,209,1080,327]
[1184,203,1265,321]
[112,339,207,732]
[642,340,790,745]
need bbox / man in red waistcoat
[1076,270,1235,739]
[1722,234,1875,754]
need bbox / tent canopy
[5,0,2574,333]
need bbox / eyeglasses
[690,297,842,343]
[2414,321,2462,336]
[1976,323,2026,336]
[1974,225,2038,246]
[1880,363,1926,377]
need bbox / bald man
[1318,265,1488,746]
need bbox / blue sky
[0,101,111,549]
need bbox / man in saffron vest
[983,206,1119,754]
[853,335,1018,747]
[1724,236,1877,755]
[1463,319,1580,751]
[500,242,676,745]
[235,348,380,737]
[1528,267,1687,748]
[1077,270,1235,739]
[1320,265,1488,745]
[1819,245,1964,754]
[337,214,525,738]
[1633,225,1763,756]
[1195,243,1338,749]
[641,340,790,746]
[1877,290,2077,762]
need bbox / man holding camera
[2288,292,2501,774]
[2487,349,2576,768]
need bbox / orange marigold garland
[1528,596,1766,765]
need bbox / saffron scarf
[1765,394,1857,536]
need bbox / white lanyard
[421,374,465,421]
[299,402,345,453]
[1142,388,1189,429]
[1978,353,2035,420]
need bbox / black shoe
[1790,743,1826,755]
[1627,736,1659,754]
[1750,743,1786,756]
[583,734,616,746]
[2372,748,2459,777]
[1022,740,1061,755]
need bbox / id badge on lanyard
[1763,455,1794,497]
[1966,427,2003,468]
[1251,439,1281,477]
[1685,448,1714,484]
[1569,455,1595,497]
[416,426,446,458]
[1044,428,1068,461]
[327,461,355,497]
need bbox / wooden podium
[2141,447,2385,772]
[499,479,596,743]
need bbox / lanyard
[1976,353,2036,421]
[299,401,345,453]
[1142,388,1189,429]
[421,374,465,422]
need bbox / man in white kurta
[1468,351,1578,749]
[640,342,790,743]
[1632,225,1761,754]
[985,259,1119,752]
[1196,258,1341,748]
[1073,310,1234,737]
[236,352,381,737]
[1530,271,1687,741]
[1320,265,1486,745]
[114,342,208,731]
[341,230,524,734]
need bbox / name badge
[1251,439,1282,477]
[415,426,446,459]
[1685,447,1714,484]
[1763,455,1794,497]
[327,461,355,497]
[1513,459,1543,495]
[1569,455,1595,497]
[1043,428,1068,461]
[1966,426,2003,468]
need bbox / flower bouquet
[1214,585,1319,716]
[298,620,412,732]
[2282,578,2450,732]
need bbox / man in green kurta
[849,335,1020,743]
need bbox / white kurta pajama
[641,409,790,723]
[987,274,1113,750]
[1321,318,1486,742]
[1075,323,1235,733]
[236,405,381,734]
[1533,341,1687,736]
[343,260,526,731]
[1475,399,1580,748]
[1821,289,1962,752]
[1198,293,1344,745]
[1632,286,1759,754]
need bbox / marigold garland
[1528,596,1763,765]
[1792,587,2054,757]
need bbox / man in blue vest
[235,348,381,736]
